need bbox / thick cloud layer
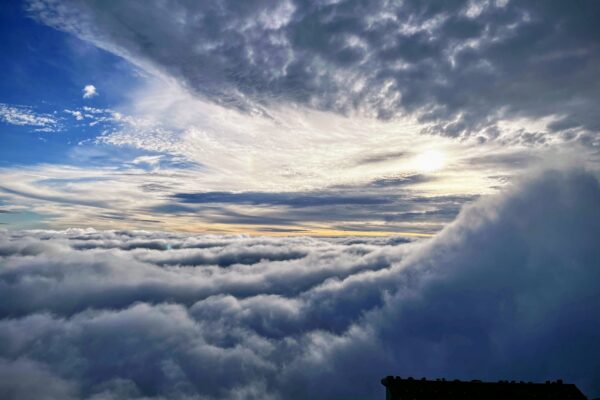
[1,168,600,399]
[28,0,600,140]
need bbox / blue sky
[0,1,141,166]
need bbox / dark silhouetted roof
[381,376,588,400]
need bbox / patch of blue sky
[67,142,202,171]
[0,208,51,229]
[0,1,144,167]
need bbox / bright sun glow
[413,149,446,173]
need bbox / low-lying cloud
[1,167,599,399]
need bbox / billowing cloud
[1,167,599,399]
[27,0,600,142]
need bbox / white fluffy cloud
[1,167,599,399]
[83,84,98,99]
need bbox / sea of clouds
[1,167,599,400]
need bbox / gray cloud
[173,191,393,207]
[0,358,77,400]
[1,167,599,399]
[28,0,600,140]
[353,151,409,166]
[367,174,435,188]
[155,188,469,233]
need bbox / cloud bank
[1,167,599,399]
[27,0,600,141]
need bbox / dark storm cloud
[29,0,600,139]
[1,167,599,399]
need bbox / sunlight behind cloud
[99,80,462,192]
[2,76,590,234]
[412,149,446,173]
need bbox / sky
[0,1,600,399]
[0,0,597,236]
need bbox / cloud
[27,0,600,141]
[336,167,600,395]
[0,157,475,234]
[173,191,393,207]
[0,166,599,399]
[0,103,60,132]
[82,84,98,99]
[64,109,84,120]
[353,151,409,166]
[8,0,598,234]
[0,358,78,400]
